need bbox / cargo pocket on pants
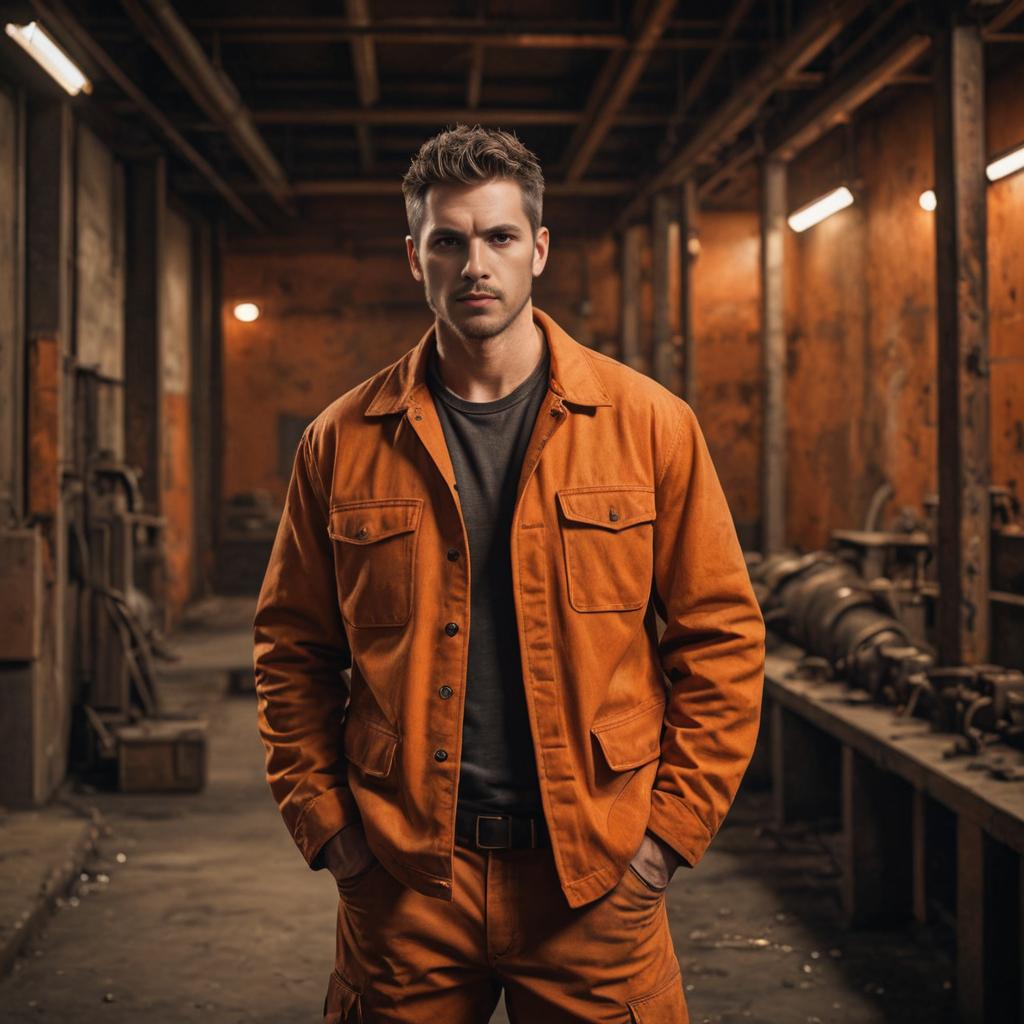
[323,967,362,1024]
[627,967,688,1023]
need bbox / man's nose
[461,239,489,280]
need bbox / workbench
[763,637,1024,1024]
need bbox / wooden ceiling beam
[119,0,293,215]
[175,176,632,197]
[984,0,1024,35]
[345,0,378,174]
[768,26,931,160]
[250,107,672,127]
[615,0,873,227]
[466,41,485,109]
[31,0,263,227]
[138,18,759,50]
[562,0,677,184]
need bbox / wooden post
[770,703,840,828]
[912,789,928,923]
[619,224,644,373]
[124,156,166,512]
[651,191,676,389]
[932,17,990,666]
[679,177,697,408]
[841,746,913,926]
[760,158,787,555]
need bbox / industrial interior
[0,1,1022,1022]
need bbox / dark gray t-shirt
[426,340,550,817]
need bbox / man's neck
[433,301,546,403]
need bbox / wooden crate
[115,716,208,792]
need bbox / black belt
[455,808,550,850]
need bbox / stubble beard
[426,285,532,342]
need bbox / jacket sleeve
[646,400,766,869]
[254,427,359,871]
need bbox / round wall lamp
[233,302,261,323]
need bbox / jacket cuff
[646,789,713,869]
[293,787,360,871]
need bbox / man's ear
[406,235,423,281]
[532,225,550,278]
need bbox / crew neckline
[427,340,550,415]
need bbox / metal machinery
[750,484,1024,772]
[67,364,207,792]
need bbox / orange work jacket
[254,306,766,909]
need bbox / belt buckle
[475,814,512,849]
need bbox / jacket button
[433,748,448,762]
[438,685,453,699]
[549,407,559,417]
[608,509,619,522]
[445,622,459,636]
[446,548,460,561]
[356,526,368,538]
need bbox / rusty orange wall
[222,244,427,503]
[222,234,620,505]
[785,89,937,551]
[692,212,762,533]
[784,69,1023,552]
[988,61,1024,503]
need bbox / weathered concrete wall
[76,125,126,461]
[161,208,194,620]
[0,85,20,524]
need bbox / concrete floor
[0,598,958,1023]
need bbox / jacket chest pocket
[328,498,423,628]
[556,485,656,613]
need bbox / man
[254,125,765,1024]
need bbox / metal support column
[619,224,644,373]
[651,191,680,391]
[760,158,787,555]
[932,18,990,667]
[679,177,697,408]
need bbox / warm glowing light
[4,22,91,96]
[986,143,1024,183]
[233,302,261,323]
[787,186,854,233]
[918,189,937,212]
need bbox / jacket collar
[364,306,612,417]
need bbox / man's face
[405,179,549,341]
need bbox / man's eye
[435,237,460,248]
[491,234,512,244]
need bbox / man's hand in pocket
[322,822,376,883]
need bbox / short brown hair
[402,124,544,245]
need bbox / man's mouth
[456,293,498,307]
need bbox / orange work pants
[323,841,688,1023]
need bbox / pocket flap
[557,486,656,531]
[323,967,361,1023]
[328,499,422,544]
[627,967,687,1022]
[343,713,399,777]
[591,697,665,771]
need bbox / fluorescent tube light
[918,189,937,212]
[986,143,1024,183]
[233,302,261,323]
[4,22,91,96]
[787,186,854,233]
